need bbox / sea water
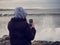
[0,15,60,41]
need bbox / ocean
[0,9,60,41]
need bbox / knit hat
[14,7,27,19]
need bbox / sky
[0,0,60,9]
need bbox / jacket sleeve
[24,23,36,41]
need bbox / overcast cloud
[0,0,60,9]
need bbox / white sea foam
[0,15,60,41]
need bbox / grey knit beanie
[14,7,27,19]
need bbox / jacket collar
[11,17,26,22]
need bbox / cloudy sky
[0,0,60,9]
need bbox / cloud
[0,0,60,9]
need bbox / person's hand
[30,23,35,28]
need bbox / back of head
[14,7,27,19]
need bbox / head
[14,7,27,19]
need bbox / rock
[32,41,44,45]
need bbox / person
[7,7,36,45]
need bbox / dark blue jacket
[8,17,36,45]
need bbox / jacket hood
[14,7,27,19]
